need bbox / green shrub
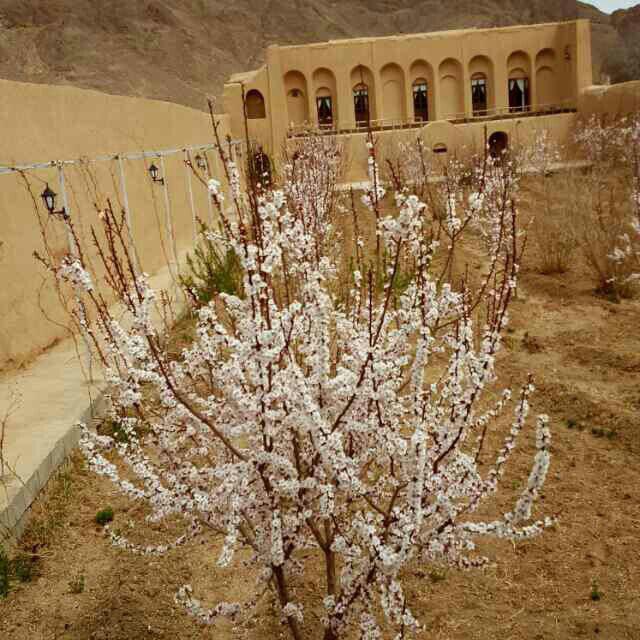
[12,554,34,583]
[0,547,35,598]
[95,507,114,526]
[180,221,243,303]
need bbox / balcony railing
[286,100,577,138]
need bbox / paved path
[0,260,182,540]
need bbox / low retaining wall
[312,112,578,183]
[578,81,640,119]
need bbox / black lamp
[194,153,207,170]
[40,183,66,216]
[148,163,164,185]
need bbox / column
[405,67,415,123]
[266,46,286,154]
[337,72,353,131]
[373,68,384,125]
[494,56,509,116]
[432,69,441,122]
[529,52,538,111]
[463,63,473,119]
[306,73,317,128]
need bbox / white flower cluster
[56,255,94,292]
[361,136,386,211]
[519,129,561,175]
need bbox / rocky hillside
[577,2,640,83]
[0,0,637,111]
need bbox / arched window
[353,83,370,126]
[413,79,429,122]
[284,71,309,127]
[313,68,338,128]
[246,90,266,119]
[469,56,494,116]
[316,90,334,127]
[509,77,530,113]
[471,74,488,116]
[507,51,532,113]
[489,131,509,158]
[286,88,307,126]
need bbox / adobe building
[223,19,598,179]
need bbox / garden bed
[1,179,639,639]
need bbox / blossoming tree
[40,120,553,639]
[573,114,640,292]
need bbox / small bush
[0,547,36,598]
[95,507,114,526]
[531,206,576,275]
[428,568,447,584]
[12,554,35,583]
[179,220,243,303]
[570,117,640,298]
[68,573,85,594]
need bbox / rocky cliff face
[0,0,636,111]
[577,2,640,83]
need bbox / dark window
[317,95,333,127]
[508,78,530,113]
[471,76,488,115]
[413,81,429,122]
[246,90,266,119]
[489,132,509,159]
[433,143,447,154]
[353,84,370,126]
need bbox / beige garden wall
[577,81,640,119]
[0,79,232,372]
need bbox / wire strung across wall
[0,139,242,270]
[0,141,241,176]
[0,140,242,381]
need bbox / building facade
[223,20,594,179]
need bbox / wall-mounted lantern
[564,46,572,61]
[148,162,165,185]
[40,183,66,216]
[194,153,207,170]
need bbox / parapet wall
[0,79,230,372]
[306,112,578,183]
[578,81,640,119]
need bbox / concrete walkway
[0,260,182,540]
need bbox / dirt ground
[1,186,639,640]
